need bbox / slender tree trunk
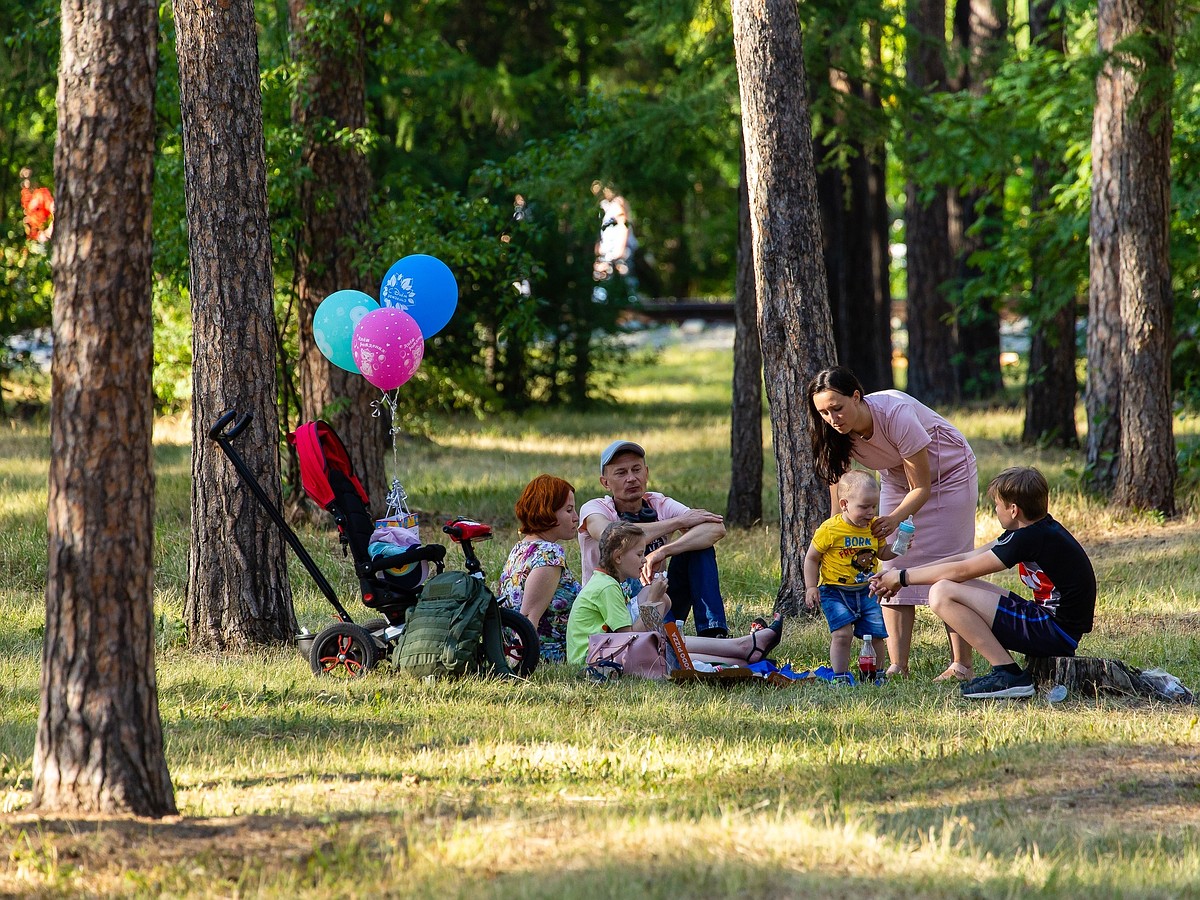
[34,0,175,816]
[727,146,763,527]
[288,0,389,506]
[1113,0,1175,514]
[813,43,892,393]
[1085,0,1127,492]
[731,0,837,615]
[1023,0,1078,447]
[176,0,296,648]
[948,0,1005,400]
[856,26,894,393]
[903,0,957,405]
[846,89,894,390]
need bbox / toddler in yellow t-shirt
[803,470,897,677]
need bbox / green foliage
[0,0,57,408]
[8,0,1200,421]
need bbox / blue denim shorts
[992,592,1080,657]
[818,585,889,639]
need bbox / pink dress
[850,391,978,606]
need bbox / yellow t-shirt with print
[812,514,886,587]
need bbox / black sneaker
[960,667,1034,699]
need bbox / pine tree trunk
[1023,298,1079,446]
[903,0,958,405]
[287,0,389,507]
[948,0,1005,400]
[1113,0,1175,515]
[814,51,892,393]
[854,30,895,394]
[1085,0,1127,493]
[1023,0,1079,448]
[731,0,837,615]
[727,146,763,528]
[35,0,175,816]
[175,0,296,648]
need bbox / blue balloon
[313,290,379,373]
[379,254,458,337]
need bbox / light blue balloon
[313,290,379,373]
[378,254,458,337]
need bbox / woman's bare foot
[933,661,973,682]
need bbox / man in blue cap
[578,440,729,638]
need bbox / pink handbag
[586,631,668,680]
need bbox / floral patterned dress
[498,539,581,663]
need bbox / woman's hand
[870,513,901,540]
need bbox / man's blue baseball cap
[600,440,645,472]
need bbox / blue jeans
[627,546,728,635]
[818,585,888,639]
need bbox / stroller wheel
[498,608,539,677]
[309,622,378,678]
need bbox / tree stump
[1027,656,1193,702]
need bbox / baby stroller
[209,410,540,679]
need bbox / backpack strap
[477,594,512,676]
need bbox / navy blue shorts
[818,585,888,639]
[992,592,1079,657]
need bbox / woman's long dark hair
[806,366,866,485]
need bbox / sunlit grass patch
[4,341,1200,896]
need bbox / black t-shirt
[991,514,1096,637]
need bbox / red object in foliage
[21,185,54,241]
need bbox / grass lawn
[2,336,1200,898]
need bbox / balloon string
[371,389,410,519]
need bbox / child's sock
[994,663,1022,676]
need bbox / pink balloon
[351,307,425,390]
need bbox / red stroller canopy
[289,421,370,511]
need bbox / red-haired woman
[498,474,582,662]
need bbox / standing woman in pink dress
[806,367,978,681]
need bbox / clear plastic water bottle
[857,635,877,679]
[891,518,915,556]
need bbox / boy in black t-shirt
[870,466,1096,699]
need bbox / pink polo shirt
[577,492,690,584]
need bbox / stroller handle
[209,409,253,442]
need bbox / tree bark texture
[814,45,892,393]
[1112,0,1175,514]
[948,0,1005,400]
[903,0,958,405]
[1027,656,1191,702]
[1085,0,1128,493]
[175,0,297,648]
[35,0,175,816]
[287,0,389,507]
[731,0,837,614]
[1022,0,1079,448]
[858,27,895,394]
[727,146,763,528]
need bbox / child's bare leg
[882,605,913,675]
[829,624,853,674]
[927,579,1012,666]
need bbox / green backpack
[391,571,512,678]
